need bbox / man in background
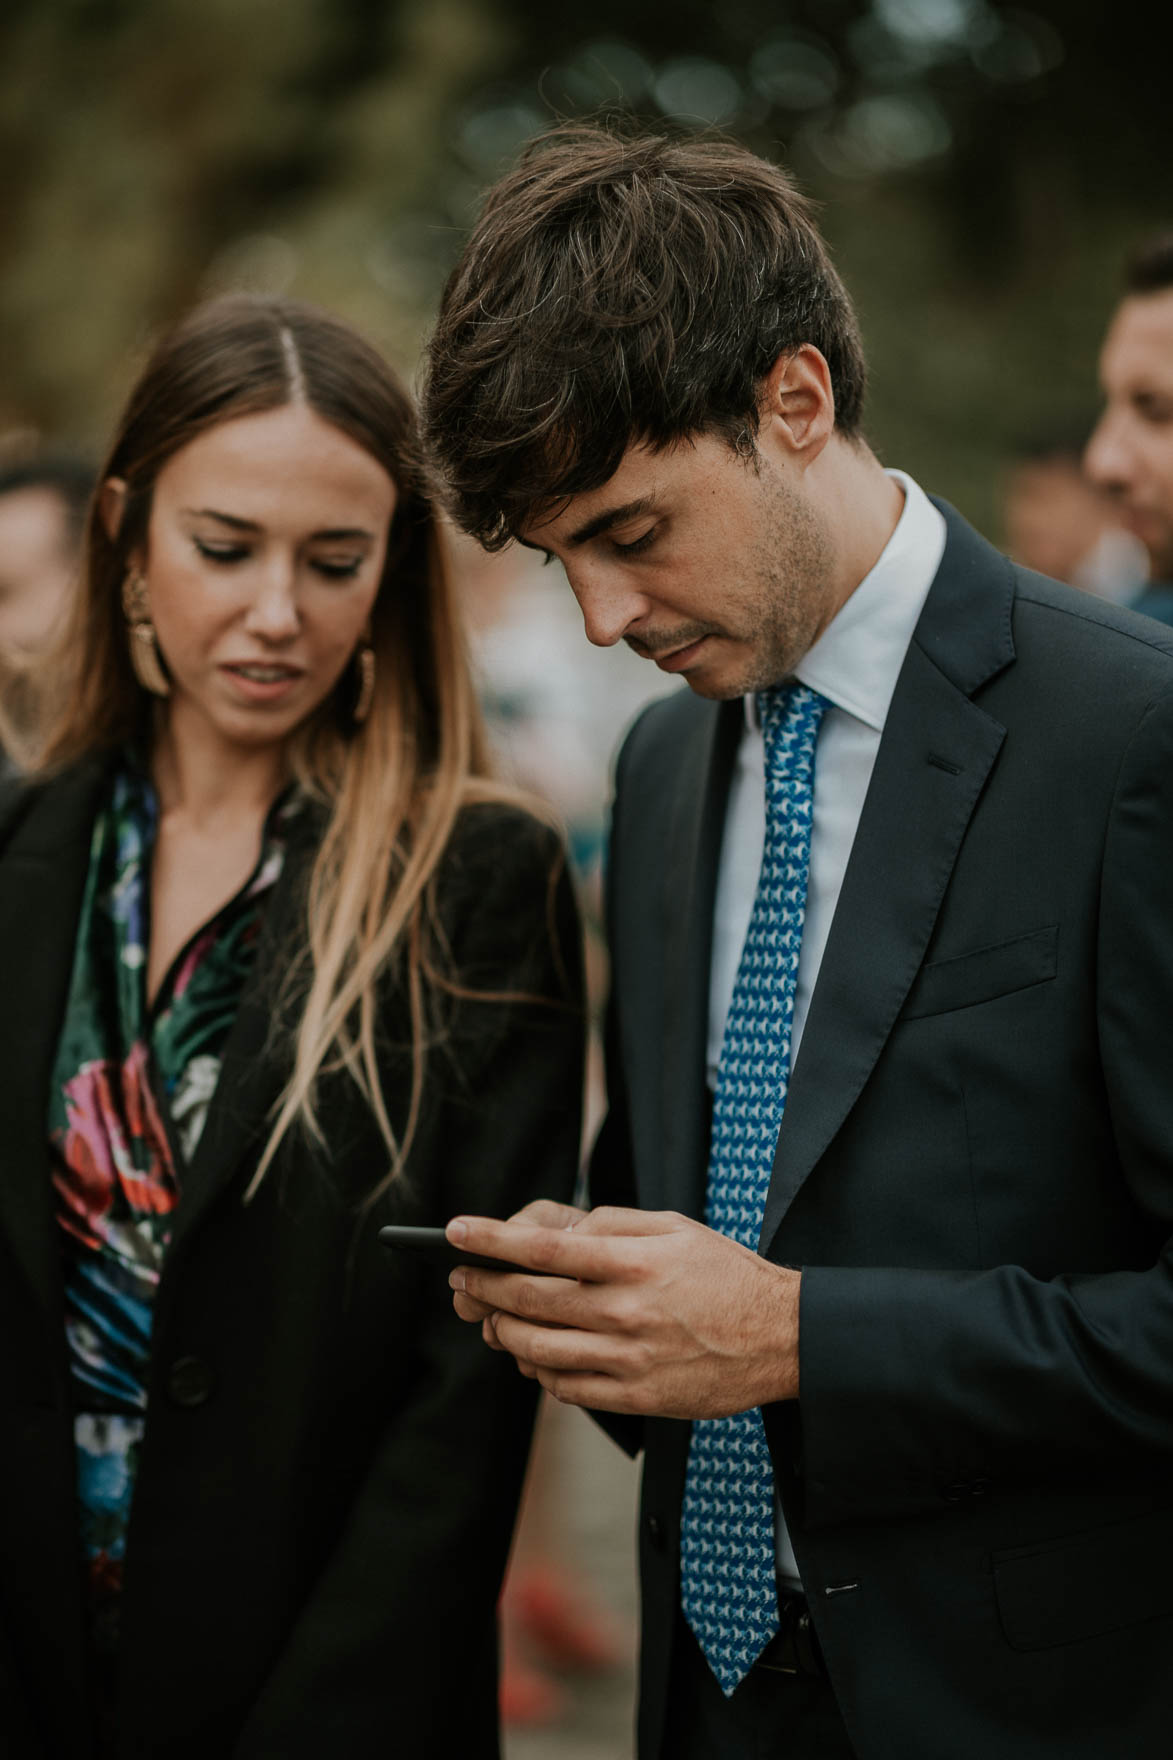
[0,456,91,768]
[1086,234,1173,624]
[1002,429,1148,602]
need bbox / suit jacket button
[166,1355,215,1408]
[645,1513,666,1551]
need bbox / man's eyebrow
[566,496,657,548]
[183,507,374,541]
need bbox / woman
[0,296,583,1758]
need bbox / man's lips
[651,635,709,673]
[627,631,713,671]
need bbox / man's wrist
[758,1263,801,1403]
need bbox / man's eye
[194,539,248,564]
[612,528,656,556]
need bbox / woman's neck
[149,701,289,829]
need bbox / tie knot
[756,683,829,783]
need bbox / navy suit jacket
[591,503,1173,1760]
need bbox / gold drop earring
[120,570,171,698]
[352,634,375,726]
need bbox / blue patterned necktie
[679,680,829,1697]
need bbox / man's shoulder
[928,501,1173,708]
[1130,581,1173,629]
[617,685,719,772]
[1009,566,1173,694]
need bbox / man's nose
[568,565,649,648]
[245,560,301,641]
[1085,409,1132,494]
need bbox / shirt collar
[745,471,947,736]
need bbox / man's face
[0,486,77,657]
[1086,289,1173,580]
[519,431,836,700]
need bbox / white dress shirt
[704,471,947,1585]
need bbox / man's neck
[812,440,906,623]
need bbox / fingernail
[447,1219,468,1243]
[449,1268,466,1292]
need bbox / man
[422,127,1173,1759]
[0,458,90,660]
[1086,233,1173,624]
[0,457,91,767]
[1001,431,1147,603]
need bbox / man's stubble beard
[699,470,836,701]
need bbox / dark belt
[755,1589,827,1680]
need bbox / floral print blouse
[47,760,297,1664]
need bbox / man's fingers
[509,1198,588,1229]
[489,1310,630,1374]
[452,1288,496,1324]
[446,1209,691,1281]
[453,1264,636,1331]
[572,1205,690,1238]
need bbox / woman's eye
[312,557,363,580]
[194,538,248,564]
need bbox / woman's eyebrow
[183,507,375,541]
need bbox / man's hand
[446,1204,800,1417]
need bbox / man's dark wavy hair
[1125,232,1173,296]
[421,124,867,550]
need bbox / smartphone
[377,1224,525,1275]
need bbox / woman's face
[120,402,397,755]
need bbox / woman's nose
[244,561,301,641]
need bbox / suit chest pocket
[902,924,1058,1021]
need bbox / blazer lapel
[167,812,319,1254]
[758,507,1016,1255]
[0,761,107,1322]
[656,698,741,1220]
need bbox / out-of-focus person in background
[0,457,93,769]
[1001,430,1148,602]
[0,294,583,1760]
[1086,233,1173,625]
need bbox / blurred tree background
[1,0,1168,535]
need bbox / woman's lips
[220,663,304,702]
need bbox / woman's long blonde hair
[35,294,524,1198]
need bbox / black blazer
[591,504,1173,1760]
[0,763,584,1760]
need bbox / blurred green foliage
[1,0,1168,537]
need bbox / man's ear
[99,477,128,544]
[759,346,835,465]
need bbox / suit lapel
[656,698,741,1220]
[0,760,107,1321]
[758,507,1016,1255]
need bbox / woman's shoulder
[443,795,567,892]
[436,794,579,986]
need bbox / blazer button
[645,1513,666,1552]
[166,1355,215,1409]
